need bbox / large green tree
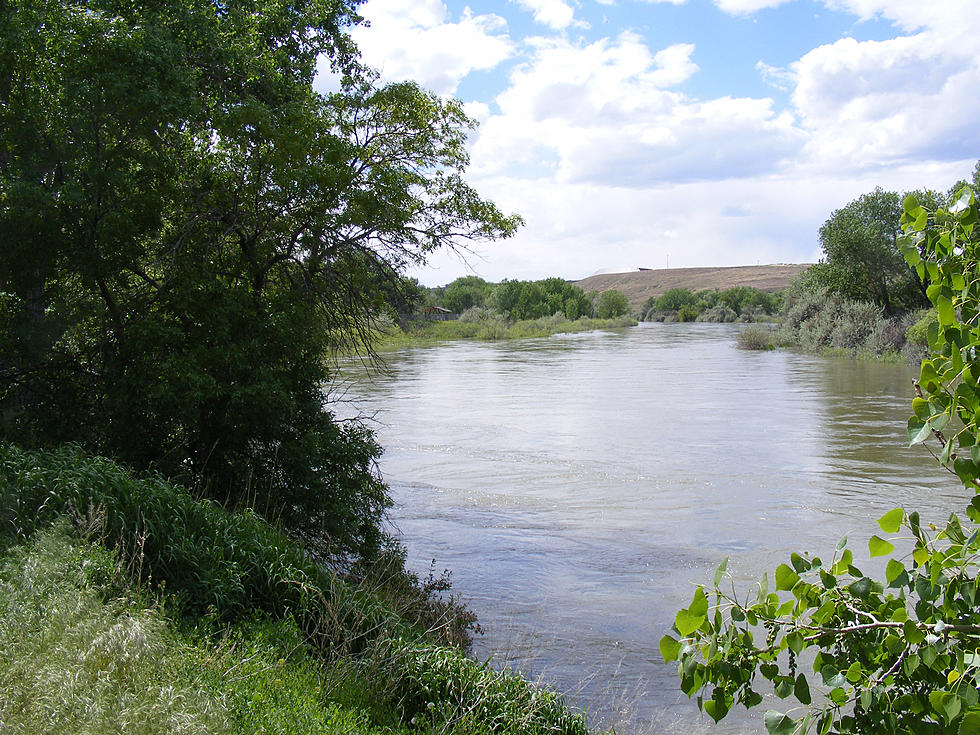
[0,0,520,559]
[806,188,927,314]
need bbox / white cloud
[791,27,980,169]
[346,0,515,95]
[343,0,980,285]
[712,0,792,14]
[512,0,578,30]
[756,60,794,91]
[469,33,803,186]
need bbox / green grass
[0,444,594,735]
[370,314,637,351]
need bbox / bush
[828,300,882,350]
[736,325,776,350]
[697,305,738,323]
[677,304,701,322]
[905,308,935,349]
[595,289,630,319]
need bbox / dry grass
[576,264,810,311]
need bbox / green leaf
[775,563,800,591]
[960,710,980,735]
[913,397,932,420]
[908,417,932,446]
[775,678,793,698]
[714,557,729,586]
[689,587,709,618]
[886,558,906,585]
[790,552,811,573]
[794,674,811,705]
[878,507,904,533]
[659,635,681,662]
[938,295,956,326]
[819,569,837,589]
[904,619,925,645]
[704,698,728,723]
[674,609,704,637]
[846,661,863,683]
[951,186,973,214]
[764,710,798,735]
[869,535,895,558]
[821,666,846,688]
[786,631,804,655]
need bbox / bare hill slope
[576,264,810,310]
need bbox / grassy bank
[373,313,637,351]
[0,443,592,735]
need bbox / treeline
[422,276,631,321]
[747,163,980,358]
[641,285,783,322]
[740,163,980,362]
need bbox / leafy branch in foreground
[664,184,980,734]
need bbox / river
[336,322,963,734]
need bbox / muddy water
[336,322,961,733]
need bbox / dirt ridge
[576,264,810,309]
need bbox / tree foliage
[803,188,930,314]
[595,289,630,319]
[482,278,593,321]
[664,184,980,734]
[0,0,520,558]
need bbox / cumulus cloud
[469,33,803,185]
[712,0,792,14]
[511,0,579,31]
[346,0,514,95]
[790,23,980,169]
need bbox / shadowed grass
[0,444,593,735]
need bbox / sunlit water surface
[336,323,961,733]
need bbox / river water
[336,322,965,733]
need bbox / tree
[596,289,630,319]
[441,276,490,313]
[0,0,520,559]
[806,188,926,314]
[663,185,980,733]
[653,288,699,312]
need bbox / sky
[318,0,980,286]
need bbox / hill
[575,264,810,310]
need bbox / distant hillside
[576,264,810,310]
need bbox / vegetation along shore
[0,2,595,733]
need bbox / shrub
[828,300,881,350]
[677,304,701,322]
[697,305,738,323]
[736,325,776,350]
[905,308,935,349]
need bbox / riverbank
[736,289,932,364]
[371,314,638,351]
[0,443,594,735]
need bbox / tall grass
[0,444,592,735]
[0,526,231,735]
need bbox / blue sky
[328,0,980,285]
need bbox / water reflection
[337,323,962,734]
